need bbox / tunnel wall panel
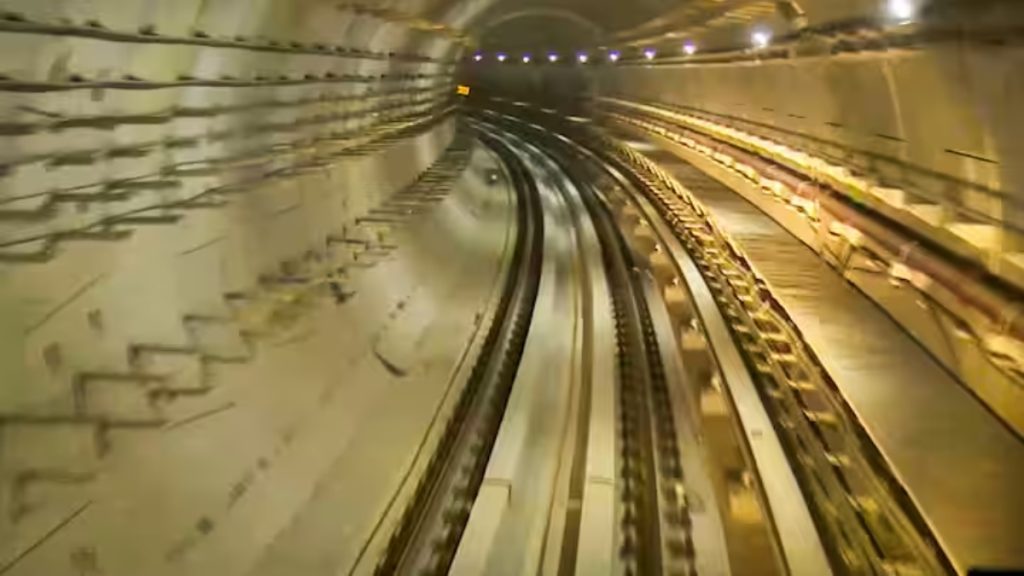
[595,46,1024,230]
[0,0,459,413]
[0,118,455,413]
[0,127,524,576]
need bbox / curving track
[374,113,803,576]
[370,128,544,576]
[363,100,1023,576]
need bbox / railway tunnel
[0,0,1022,575]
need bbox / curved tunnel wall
[0,125,523,576]
[1,0,1023,573]
[0,0,460,413]
[0,122,455,409]
[0,1,479,572]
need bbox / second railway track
[369,104,954,576]
[473,109,831,576]
[372,128,544,575]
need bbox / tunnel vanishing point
[0,1,1022,575]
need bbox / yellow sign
[456,85,471,96]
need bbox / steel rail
[573,124,951,575]
[477,106,839,575]
[476,113,701,576]
[371,126,544,576]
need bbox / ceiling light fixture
[751,30,771,49]
[473,53,483,62]
[683,41,697,56]
[522,54,531,63]
[548,53,559,63]
[608,51,621,62]
[888,0,915,22]
[577,52,589,63]
[497,53,507,62]
[643,48,657,60]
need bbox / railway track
[369,112,712,575]
[481,123,696,575]
[488,106,952,575]
[368,107,797,575]
[371,104,974,576]
[574,127,953,576]
[473,121,700,575]
[476,109,831,575]
[570,140,697,576]
[371,128,544,575]
[522,125,702,576]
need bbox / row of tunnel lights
[472,0,916,64]
[472,34,761,65]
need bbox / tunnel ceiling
[355,0,806,51]
[463,0,685,49]
[423,0,686,35]
[369,0,892,53]
[1,0,1023,574]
